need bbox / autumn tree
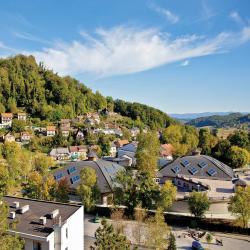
[93,219,130,250]
[0,197,24,249]
[227,146,249,169]
[11,119,26,133]
[136,132,160,176]
[77,167,100,211]
[33,153,55,175]
[228,186,250,228]
[188,191,210,218]
[158,181,177,210]
[56,178,70,202]
[146,207,169,250]
[228,130,249,149]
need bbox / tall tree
[188,191,210,218]
[146,207,169,250]
[228,186,250,228]
[93,219,130,250]
[158,181,177,210]
[136,132,160,176]
[228,130,249,149]
[77,167,100,211]
[227,146,249,169]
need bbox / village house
[46,126,56,137]
[114,139,129,148]
[4,133,15,143]
[160,143,174,160]
[1,113,13,124]
[110,142,117,157]
[17,112,27,121]
[69,145,88,160]
[60,126,70,137]
[76,129,84,140]
[49,147,70,160]
[4,196,84,250]
[130,127,140,137]
[20,132,31,142]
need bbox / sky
[0,0,250,114]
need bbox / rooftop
[159,155,234,180]
[53,159,124,193]
[4,196,81,238]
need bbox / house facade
[17,113,27,121]
[1,113,13,124]
[46,126,56,137]
[4,196,84,250]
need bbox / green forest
[0,55,174,129]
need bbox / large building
[158,154,240,215]
[4,196,84,250]
[53,159,125,205]
[158,154,235,198]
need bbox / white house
[4,196,84,250]
[46,126,56,137]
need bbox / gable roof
[53,160,124,193]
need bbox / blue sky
[0,0,250,113]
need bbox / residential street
[84,214,250,250]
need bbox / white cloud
[180,60,189,66]
[230,11,244,26]
[148,3,179,24]
[12,31,52,45]
[30,25,250,78]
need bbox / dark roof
[159,155,234,180]
[3,196,81,238]
[53,160,125,193]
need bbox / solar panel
[70,175,80,184]
[189,167,198,175]
[181,159,190,167]
[67,166,76,175]
[207,168,217,176]
[172,165,180,174]
[54,172,64,180]
[198,161,208,168]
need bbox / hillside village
[0,55,249,250]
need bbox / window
[198,161,208,168]
[66,228,68,239]
[33,241,41,250]
[189,167,198,175]
[155,178,160,183]
[54,172,64,180]
[172,165,180,174]
[181,159,190,167]
[207,168,217,176]
[67,166,76,175]
[70,175,80,184]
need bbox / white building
[4,196,84,250]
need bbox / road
[84,214,250,250]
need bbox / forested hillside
[0,55,174,129]
[187,113,250,128]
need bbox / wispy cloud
[148,2,179,24]
[230,11,244,26]
[201,0,215,20]
[12,31,52,45]
[180,60,189,67]
[27,25,250,78]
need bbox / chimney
[20,205,29,214]
[39,216,47,225]
[9,212,16,219]
[12,201,20,209]
[49,209,59,219]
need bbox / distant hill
[170,112,242,120]
[0,55,175,129]
[186,113,250,128]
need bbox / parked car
[192,241,204,250]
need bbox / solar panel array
[207,168,217,176]
[67,166,76,175]
[189,167,198,175]
[181,160,190,167]
[70,175,80,184]
[198,161,208,168]
[172,165,180,174]
[54,172,64,180]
